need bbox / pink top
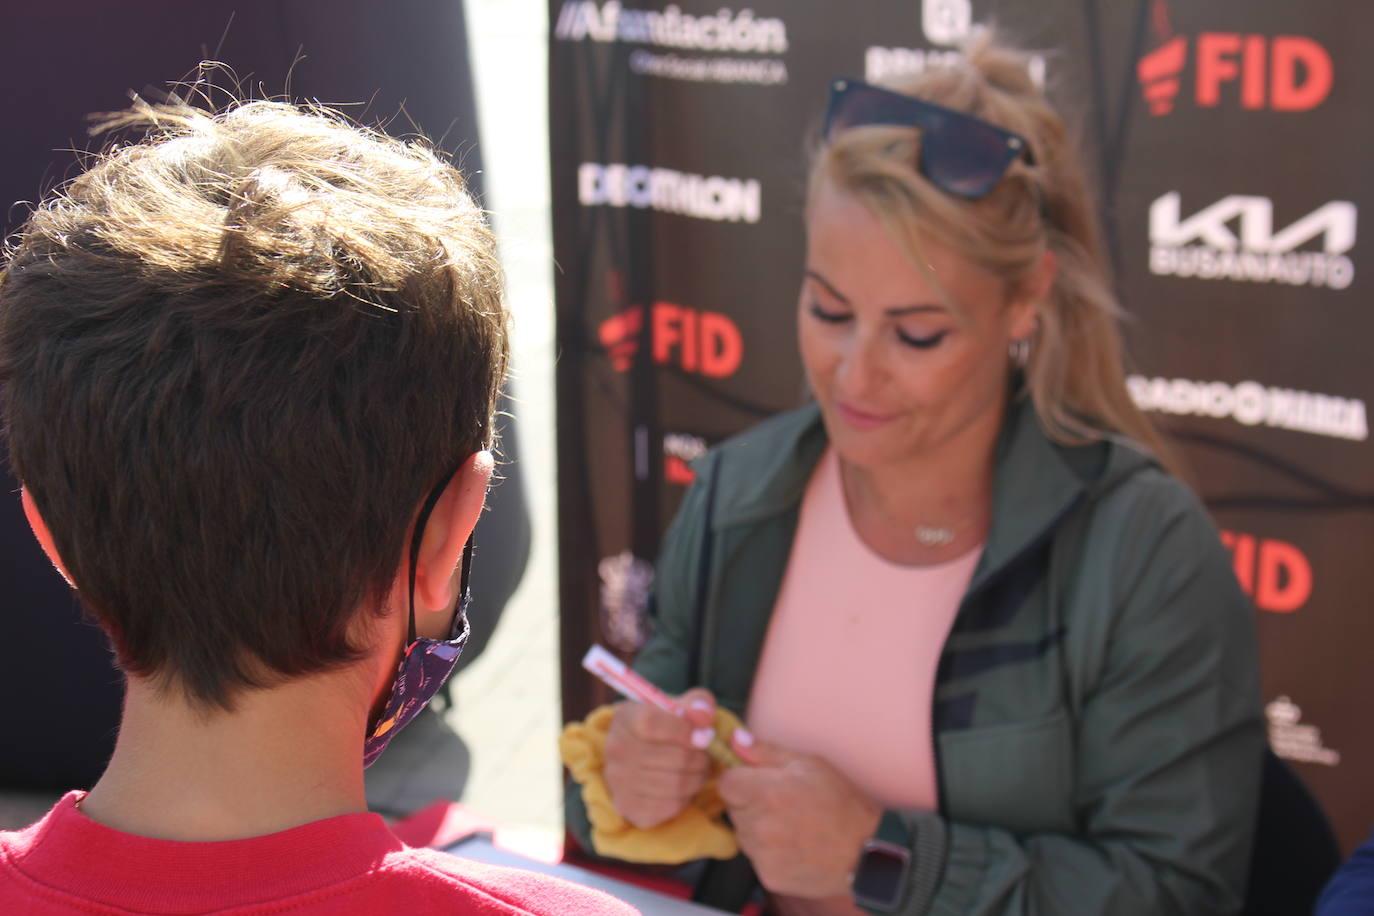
[746,448,980,810]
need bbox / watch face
[852,839,908,911]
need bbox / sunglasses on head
[823,78,1034,200]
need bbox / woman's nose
[834,330,886,400]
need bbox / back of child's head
[0,96,509,710]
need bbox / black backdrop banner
[550,0,1373,852]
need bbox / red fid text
[1220,530,1313,613]
[1138,34,1333,116]
[598,303,743,378]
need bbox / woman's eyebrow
[806,269,945,316]
[804,269,849,305]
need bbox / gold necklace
[914,522,965,547]
[912,506,982,547]
[843,462,984,549]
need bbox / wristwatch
[851,812,913,913]
[852,837,911,912]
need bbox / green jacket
[568,399,1263,914]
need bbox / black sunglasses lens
[827,84,888,137]
[921,121,1019,198]
[827,82,1024,199]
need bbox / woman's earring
[1008,337,1031,369]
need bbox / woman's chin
[823,421,910,471]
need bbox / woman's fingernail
[691,727,715,749]
[689,698,713,714]
[733,727,755,747]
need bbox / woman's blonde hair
[808,28,1175,471]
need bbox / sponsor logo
[1148,192,1356,290]
[629,49,786,85]
[866,46,1046,88]
[1127,376,1368,442]
[1267,696,1341,767]
[555,2,789,85]
[868,0,1045,88]
[664,431,708,486]
[598,551,655,652]
[1219,530,1312,613]
[580,163,761,224]
[921,0,972,46]
[599,302,744,379]
[554,2,787,53]
[1138,33,1333,116]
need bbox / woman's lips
[836,401,898,430]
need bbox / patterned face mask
[363,469,474,769]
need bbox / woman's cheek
[797,328,833,397]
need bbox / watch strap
[906,810,948,914]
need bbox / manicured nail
[733,727,755,747]
[691,727,715,749]
[689,698,713,714]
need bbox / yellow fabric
[559,703,741,864]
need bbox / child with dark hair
[0,97,634,915]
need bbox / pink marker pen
[581,644,743,768]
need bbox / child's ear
[413,451,493,612]
[21,487,75,586]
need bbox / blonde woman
[569,32,1263,915]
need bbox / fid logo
[598,303,744,378]
[1220,531,1312,614]
[1138,33,1333,116]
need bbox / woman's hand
[718,732,882,900]
[602,688,717,829]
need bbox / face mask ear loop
[406,467,462,644]
[457,538,474,608]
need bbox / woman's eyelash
[809,300,946,348]
[808,302,851,323]
[896,329,948,349]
